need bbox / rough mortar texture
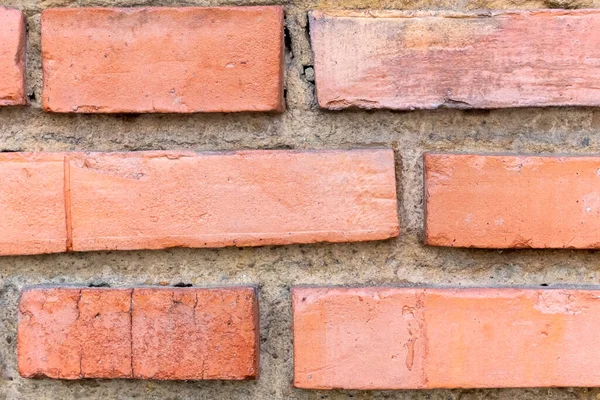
[2,0,600,399]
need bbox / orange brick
[0,153,67,255]
[41,7,284,113]
[293,287,425,390]
[425,288,600,388]
[78,289,132,378]
[18,288,132,379]
[425,153,600,249]
[131,287,259,380]
[0,7,26,106]
[68,150,398,251]
[310,10,600,110]
[18,288,81,379]
[293,287,600,389]
[18,287,257,381]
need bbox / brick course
[0,150,398,255]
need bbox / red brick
[18,288,132,379]
[131,287,259,380]
[293,287,600,389]
[0,153,67,256]
[310,10,600,110]
[41,7,284,113]
[425,153,600,249]
[0,7,26,106]
[68,150,398,251]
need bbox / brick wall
[2,0,600,399]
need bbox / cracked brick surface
[18,288,81,379]
[17,287,258,380]
[18,288,132,379]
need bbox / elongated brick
[310,10,600,110]
[68,150,399,251]
[425,153,600,248]
[293,287,600,389]
[18,288,132,379]
[132,287,259,380]
[41,7,284,113]
[0,153,67,255]
[0,7,26,106]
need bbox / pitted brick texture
[132,287,259,380]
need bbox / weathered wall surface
[2,0,600,399]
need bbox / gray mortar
[2,0,600,398]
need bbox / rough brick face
[424,153,600,249]
[132,287,259,380]
[0,153,67,256]
[18,288,82,379]
[18,287,258,380]
[68,150,398,251]
[310,10,600,110]
[18,288,132,379]
[77,289,132,379]
[0,7,26,106]
[293,287,600,389]
[41,7,284,113]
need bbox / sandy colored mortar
[1,0,600,399]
